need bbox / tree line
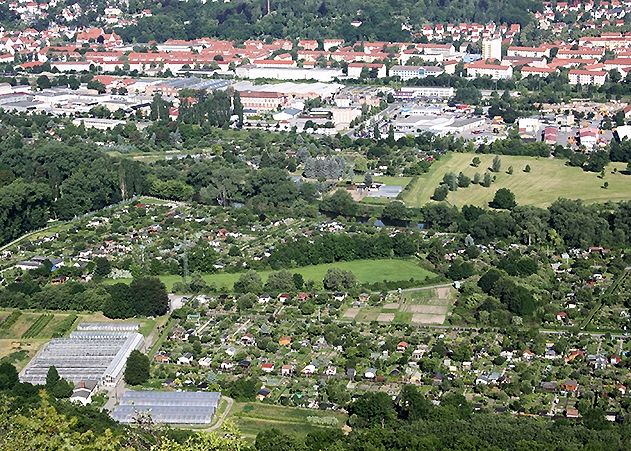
[0,141,147,243]
[0,276,168,319]
[254,384,630,451]
[321,191,631,249]
[268,232,418,268]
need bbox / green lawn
[229,402,348,440]
[110,259,436,291]
[400,152,631,208]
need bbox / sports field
[400,152,631,208]
[111,259,436,291]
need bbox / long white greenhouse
[19,327,144,386]
[111,391,221,424]
[76,322,139,332]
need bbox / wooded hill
[117,0,543,43]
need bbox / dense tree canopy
[117,0,541,43]
[124,350,150,385]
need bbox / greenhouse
[19,329,144,386]
[111,391,221,424]
[77,322,139,332]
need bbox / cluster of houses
[0,19,628,86]
[3,0,149,29]
[535,0,629,33]
[0,0,628,91]
[466,32,631,82]
[151,302,631,420]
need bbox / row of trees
[326,194,631,249]
[0,276,168,319]
[268,232,418,268]
[233,267,357,295]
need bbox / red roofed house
[76,28,122,47]
[569,69,607,86]
[556,311,568,321]
[465,60,513,79]
[299,40,318,50]
[520,66,557,77]
[579,128,599,149]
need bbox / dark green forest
[116,0,542,43]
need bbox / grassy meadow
[228,402,348,440]
[109,259,436,291]
[400,152,631,208]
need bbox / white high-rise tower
[482,37,502,62]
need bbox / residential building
[466,60,513,79]
[237,90,289,111]
[390,65,444,80]
[482,37,503,61]
[568,69,607,86]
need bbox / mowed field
[228,403,348,440]
[400,152,631,208]
[111,259,436,291]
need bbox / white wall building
[482,37,503,61]
[568,70,607,86]
[235,65,344,82]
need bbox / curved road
[205,396,235,432]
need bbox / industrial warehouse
[19,323,144,386]
[111,390,222,425]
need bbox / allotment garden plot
[342,285,453,325]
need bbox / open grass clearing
[0,339,48,370]
[229,402,347,440]
[400,152,631,208]
[0,312,43,339]
[108,259,436,291]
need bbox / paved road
[103,376,126,412]
[205,396,235,432]
[103,320,162,413]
